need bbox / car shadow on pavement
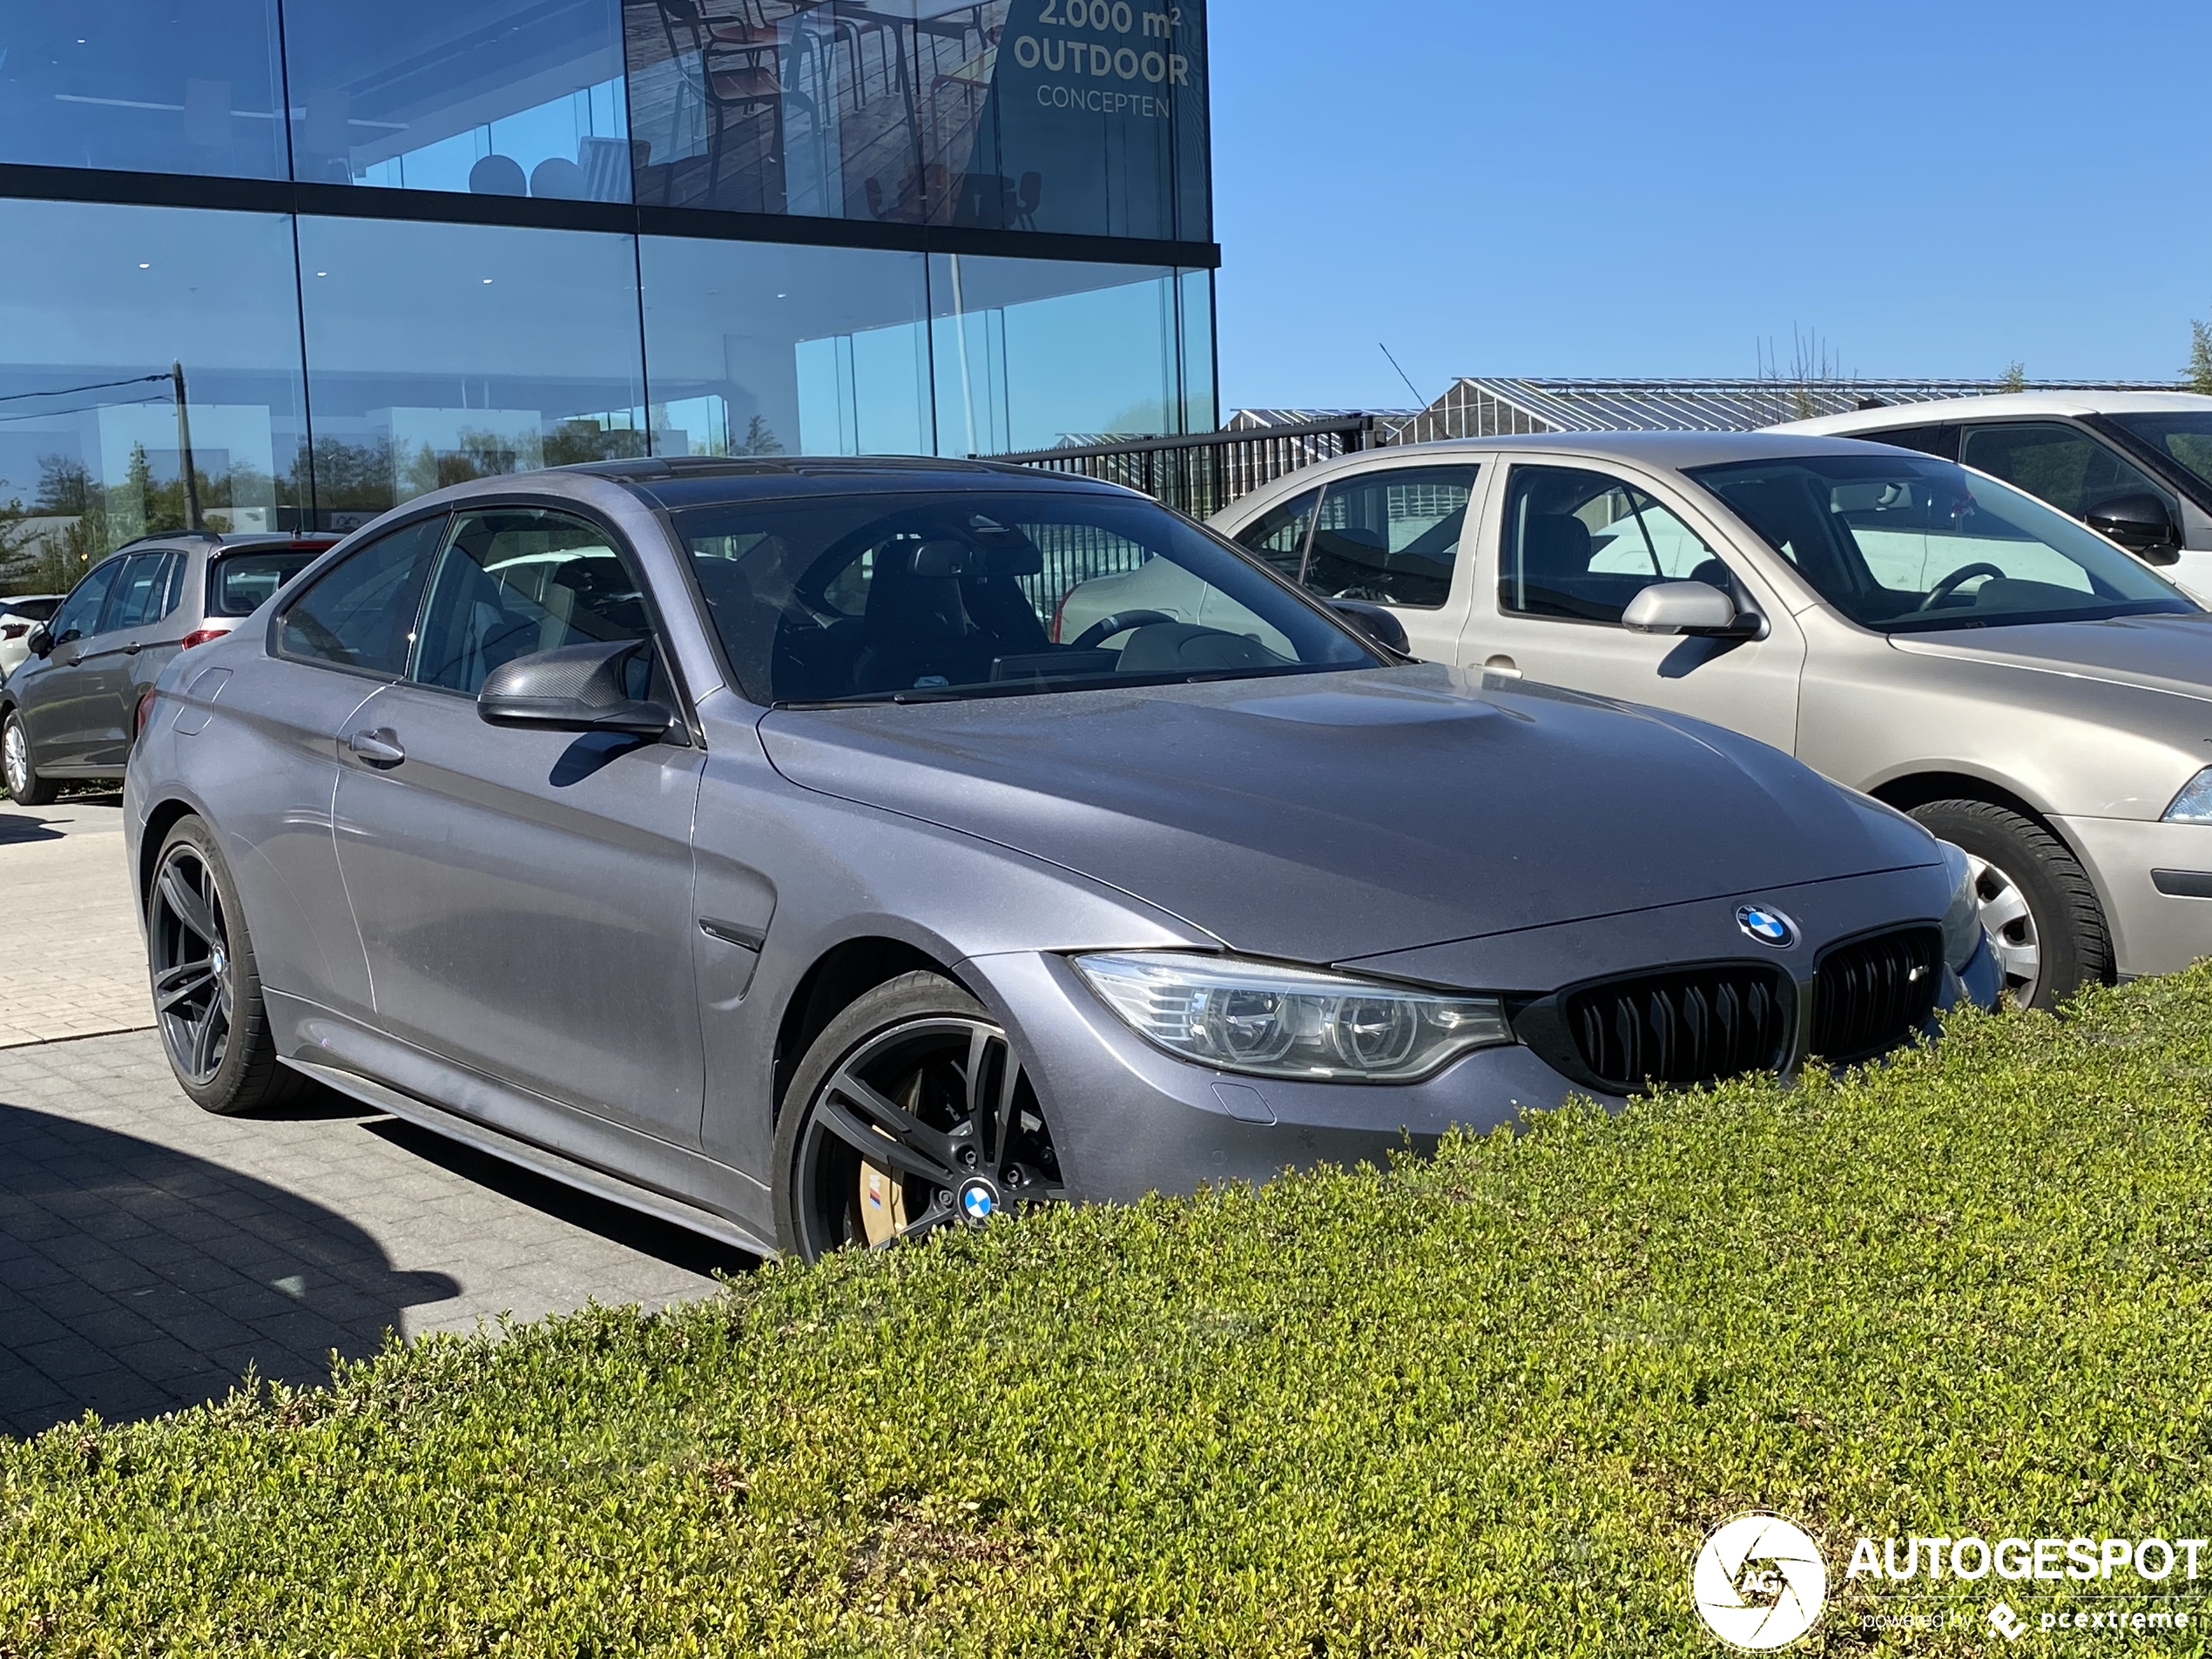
[0,1098,462,1439]
[0,815,65,845]
[363,1117,763,1280]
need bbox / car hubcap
[3,722,25,797]
[794,1015,1062,1258]
[148,846,233,1085]
[1967,852,2040,1005]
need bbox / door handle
[346,727,406,768]
[1482,654,1521,678]
[122,641,143,655]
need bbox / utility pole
[171,361,202,531]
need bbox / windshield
[2106,411,2212,494]
[672,490,1381,705]
[1685,454,2195,631]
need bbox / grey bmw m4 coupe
[124,458,1999,1261]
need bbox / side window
[1301,467,1479,609]
[1501,465,1726,624]
[46,560,126,644]
[102,552,176,633]
[1855,423,1956,460]
[276,516,446,676]
[1960,422,2174,521]
[1232,487,1320,581]
[412,509,662,699]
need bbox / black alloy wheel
[774,972,1064,1261]
[147,816,304,1114]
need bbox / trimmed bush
[6,973,2212,1656]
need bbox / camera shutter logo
[1691,1513,1827,1649]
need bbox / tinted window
[0,1,288,180]
[209,550,320,617]
[1959,421,2173,520]
[1232,488,1320,581]
[1500,466,1723,624]
[102,552,178,631]
[413,509,658,698]
[46,561,126,644]
[1689,454,2191,632]
[1851,423,1954,459]
[2103,412,2212,494]
[1304,466,1478,610]
[276,516,445,674]
[677,490,1377,705]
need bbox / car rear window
[208,549,321,617]
[0,596,60,622]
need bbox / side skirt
[282,1055,779,1261]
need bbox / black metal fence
[980,415,1386,520]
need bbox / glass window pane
[930,256,1190,455]
[1305,466,1478,610]
[1232,486,1318,581]
[209,548,321,617]
[47,559,125,644]
[0,0,287,179]
[641,237,932,458]
[277,516,447,675]
[102,551,175,631]
[623,0,1210,239]
[0,200,308,590]
[1959,421,2174,521]
[1501,465,1721,625]
[414,507,657,693]
[285,0,631,199]
[296,217,647,524]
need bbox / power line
[0,374,169,407]
[0,395,170,427]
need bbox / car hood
[757,666,1939,962]
[1886,611,2212,705]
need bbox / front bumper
[958,950,1611,1204]
[2055,815,2212,978]
[961,921,1995,1208]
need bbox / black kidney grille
[1561,965,1794,1093]
[1811,926,1941,1063]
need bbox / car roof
[1302,428,1924,471]
[1772,389,2212,435]
[554,453,1137,511]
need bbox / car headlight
[2165,767,2212,823]
[1073,951,1512,1082]
[1938,840,1985,971]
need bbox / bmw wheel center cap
[1736,904,1797,948]
[958,1177,999,1224]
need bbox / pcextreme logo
[1691,1513,1829,1650]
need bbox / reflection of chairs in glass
[653,0,818,210]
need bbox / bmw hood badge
[1736,904,1797,948]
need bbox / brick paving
[0,1029,755,1440]
[0,792,157,1048]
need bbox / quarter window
[411,509,662,698]
[276,516,445,676]
[1501,466,1725,624]
[1959,422,2174,521]
[1301,466,1478,610]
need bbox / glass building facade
[0,0,1214,554]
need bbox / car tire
[146,814,308,1116]
[3,711,57,806]
[772,970,1063,1263]
[1908,798,2111,1012]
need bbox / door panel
[18,558,125,767]
[330,505,709,1147]
[333,683,708,1143]
[78,551,175,767]
[1459,462,1806,752]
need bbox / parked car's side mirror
[25,624,51,658]
[2085,493,2182,564]
[476,640,673,737]
[1620,580,1757,637]
[1325,598,1412,656]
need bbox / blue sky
[1209,0,2212,411]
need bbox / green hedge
[7,973,2212,1656]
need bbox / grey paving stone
[0,1029,744,1438]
